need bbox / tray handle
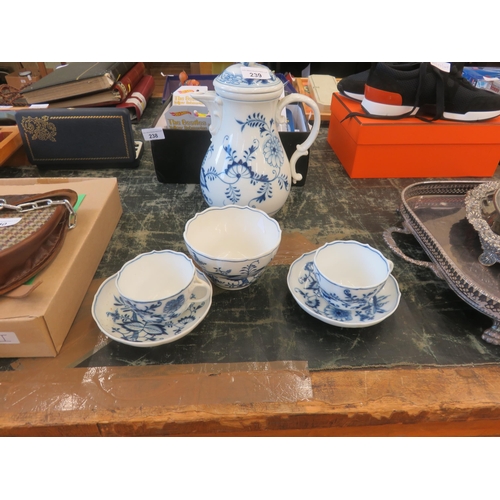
[383,225,446,281]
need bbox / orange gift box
[327,93,500,178]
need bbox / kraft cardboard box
[0,126,23,166]
[0,177,122,357]
[5,70,41,90]
[328,93,500,178]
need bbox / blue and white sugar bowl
[184,205,282,290]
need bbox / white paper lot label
[0,332,20,344]
[431,62,451,73]
[241,67,271,80]
[141,128,165,141]
[0,217,22,227]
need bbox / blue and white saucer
[92,269,212,347]
[287,250,401,328]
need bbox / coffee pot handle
[276,94,321,183]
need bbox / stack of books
[20,62,155,121]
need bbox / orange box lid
[331,93,500,145]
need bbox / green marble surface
[2,98,500,371]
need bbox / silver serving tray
[383,180,500,345]
[464,181,500,266]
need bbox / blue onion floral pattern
[188,246,266,290]
[106,293,205,343]
[319,284,385,311]
[200,113,289,208]
[295,261,390,323]
[263,135,284,168]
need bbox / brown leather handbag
[0,189,78,296]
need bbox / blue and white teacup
[116,250,211,318]
[313,240,393,311]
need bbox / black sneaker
[337,63,421,102]
[362,62,500,122]
[337,70,369,101]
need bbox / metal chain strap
[0,198,77,229]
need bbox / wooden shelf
[0,125,23,167]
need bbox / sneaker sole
[361,98,418,117]
[339,90,364,102]
[443,110,500,122]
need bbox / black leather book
[15,107,142,168]
[20,62,136,104]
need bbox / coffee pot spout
[192,91,222,136]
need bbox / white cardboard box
[308,74,339,113]
[0,177,122,357]
[162,86,211,130]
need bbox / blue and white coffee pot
[194,63,321,216]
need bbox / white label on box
[431,62,451,73]
[0,217,22,227]
[141,128,165,141]
[0,332,20,344]
[30,103,49,108]
[241,67,271,80]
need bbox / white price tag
[0,332,20,344]
[141,128,165,141]
[431,62,451,73]
[30,103,49,108]
[241,67,271,80]
[0,217,22,227]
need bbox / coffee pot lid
[214,62,283,100]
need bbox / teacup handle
[387,259,394,274]
[189,275,211,304]
[276,94,321,184]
